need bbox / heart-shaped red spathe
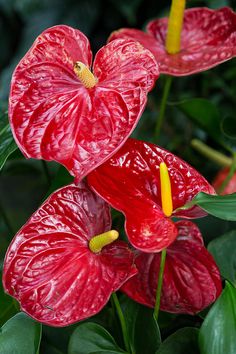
[3,182,137,327]
[87,138,215,253]
[122,220,222,314]
[109,7,236,76]
[9,25,159,181]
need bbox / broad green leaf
[0,122,17,170]
[68,322,126,354]
[208,230,236,285]
[199,282,236,354]
[181,192,236,221]
[156,327,199,354]
[123,297,161,354]
[0,312,42,354]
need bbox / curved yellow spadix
[160,162,173,217]
[74,61,97,88]
[89,230,119,253]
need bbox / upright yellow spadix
[74,61,97,88]
[89,230,119,253]
[165,0,186,54]
[160,162,173,217]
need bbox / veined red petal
[122,221,222,314]
[94,38,158,93]
[88,138,215,252]
[3,182,136,327]
[109,7,236,76]
[9,26,159,181]
[109,29,164,64]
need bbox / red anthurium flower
[3,182,137,327]
[109,7,236,76]
[9,25,159,180]
[87,138,215,253]
[212,168,236,195]
[122,220,222,314]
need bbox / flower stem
[111,293,131,353]
[155,76,172,140]
[153,249,167,321]
[191,139,232,167]
[218,152,236,194]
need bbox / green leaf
[0,312,42,354]
[0,121,18,170]
[123,297,161,354]
[68,322,126,354]
[208,230,236,285]
[183,192,236,221]
[156,327,199,354]
[199,282,236,354]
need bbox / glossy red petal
[94,38,158,93]
[212,168,236,195]
[109,7,236,76]
[88,138,215,251]
[9,26,159,180]
[122,221,222,314]
[3,183,136,327]
[109,28,164,65]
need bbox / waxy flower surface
[3,182,136,327]
[109,7,236,76]
[9,25,159,180]
[122,221,222,314]
[88,138,215,252]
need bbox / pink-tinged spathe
[109,7,236,76]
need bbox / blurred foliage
[0,0,236,353]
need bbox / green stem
[41,160,51,186]
[218,152,236,194]
[111,293,131,353]
[155,76,173,140]
[191,139,232,167]
[153,249,167,321]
